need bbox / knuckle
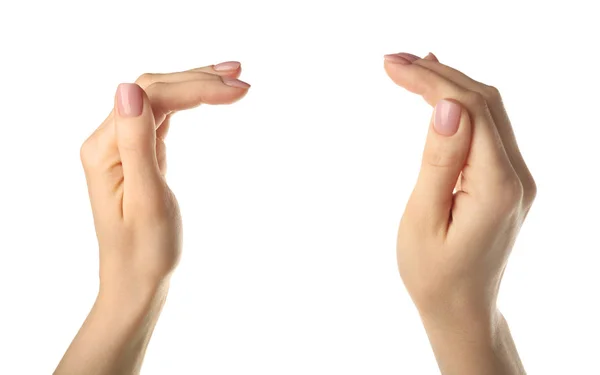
[482,84,502,104]
[464,90,488,109]
[80,132,110,170]
[484,84,501,99]
[423,147,462,169]
[144,81,163,97]
[143,82,163,107]
[521,173,537,207]
[135,73,155,88]
[490,174,524,212]
[79,137,96,168]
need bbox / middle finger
[135,61,242,88]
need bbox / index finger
[146,76,250,125]
[384,58,515,189]
[412,58,536,207]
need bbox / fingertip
[213,61,242,79]
[385,52,420,63]
[114,83,155,142]
[424,52,439,62]
[199,79,250,106]
[213,61,241,72]
[219,86,250,105]
[384,54,413,65]
[222,66,242,79]
[221,76,251,89]
[116,83,144,118]
[383,58,412,88]
[434,99,461,136]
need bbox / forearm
[421,308,525,375]
[54,281,169,375]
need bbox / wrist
[96,278,170,318]
[420,306,499,346]
[54,280,170,375]
[420,308,525,375]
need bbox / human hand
[80,62,250,299]
[387,52,535,318]
[385,52,533,374]
[55,62,250,375]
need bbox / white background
[0,1,599,374]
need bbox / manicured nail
[213,61,241,71]
[117,83,143,117]
[384,54,413,65]
[221,76,251,89]
[384,52,420,64]
[434,99,461,136]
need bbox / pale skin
[55,53,534,375]
[386,52,534,375]
[54,61,250,375]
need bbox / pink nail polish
[385,52,421,63]
[434,99,461,136]
[221,76,251,89]
[117,83,143,117]
[213,61,241,71]
[384,54,413,65]
[398,53,420,62]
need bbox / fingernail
[384,52,420,64]
[434,99,461,136]
[384,54,412,65]
[117,83,143,117]
[221,76,251,89]
[424,52,439,62]
[213,61,241,71]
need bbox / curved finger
[92,63,244,144]
[146,77,250,123]
[384,56,515,190]
[413,57,536,206]
[150,75,251,170]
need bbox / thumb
[407,99,471,231]
[114,83,162,200]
